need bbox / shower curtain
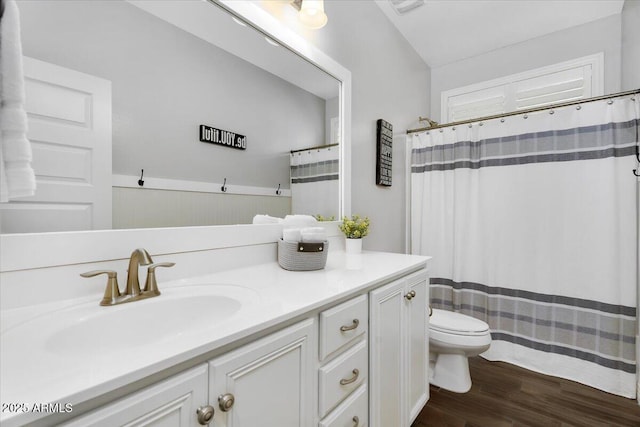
[411,95,639,398]
[290,145,339,218]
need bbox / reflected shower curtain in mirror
[290,145,339,219]
[411,96,639,397]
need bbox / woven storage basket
[277,239,329,271]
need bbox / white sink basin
[2,284,259,357]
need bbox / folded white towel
[282,214,318,227]
[282,228,302,242]
[252,214,283,225]
[0,0,36,202]
[300,226,327,243]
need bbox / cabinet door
[208,319,315,427]
[369,270,429,427]
[406,277,429,424]
[369,279,405,427]
[61,365,208,427]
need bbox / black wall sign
[199,125,247,150]
[376,119,392,186]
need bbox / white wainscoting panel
[112,187,291,229]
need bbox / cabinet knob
[196,405,215,425]
[405,290,416,300]
[352,415,360,426]
[340,318,360,332]
[218,393,235,412]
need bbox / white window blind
[441,53,604,123]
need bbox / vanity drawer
[319,384,368,427]
[319,340,368,417]
[320,294,368,360]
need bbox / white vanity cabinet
[61,365,209,427]
[208,318,316,427]
[60,319,315,427]
[13,257,431,427]
[369,270,429,427]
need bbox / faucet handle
[143,262,175,296]
[81,270,121,306]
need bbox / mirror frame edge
[213,0,351,220]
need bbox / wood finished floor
[412,357,640,427]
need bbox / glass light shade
[299,0,328,29]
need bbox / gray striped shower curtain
[411,96,639,397]
[290,146,339,218]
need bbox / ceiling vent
[389,0,425,15]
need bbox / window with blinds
[441,53,604,123]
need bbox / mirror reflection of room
[2,0,340,233]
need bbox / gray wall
[307,1,432,253]
[18,0,327,189]
[430,14,623,122]
[622,0,640,90]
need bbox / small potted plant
[339,214,370,253]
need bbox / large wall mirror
[1,0,351,233]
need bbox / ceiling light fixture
[291,0,328,29]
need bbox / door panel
[0,56,112,233]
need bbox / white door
[208,319,315,427]
[0,56,112,233]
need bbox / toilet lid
[430,309,489,335]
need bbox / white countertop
[0,250,428,426]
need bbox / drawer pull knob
[196,405,215,425]
[405,290,416,300]
[340,368,360,386]
[353,415,360,426]
[340,318,360,332]
[218,393,235,412]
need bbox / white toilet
[428,308,492,393]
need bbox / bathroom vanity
[0,0,430,423]
[0,224,430,427]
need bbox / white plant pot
[345,238,362,254]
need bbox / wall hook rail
[221,178,227,192]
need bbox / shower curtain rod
[290,143,339,154]
[406,88,640,134]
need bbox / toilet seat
[429,309,489,337]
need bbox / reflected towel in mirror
[0,0,36,202]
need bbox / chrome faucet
[125,248,153,297]
[81,248,175,306]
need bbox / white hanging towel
[0,0,36,202]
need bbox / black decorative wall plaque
[376,119,392,186]
[199,124,247,150]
